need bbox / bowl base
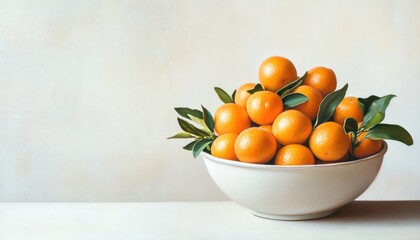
[251,209,336,221]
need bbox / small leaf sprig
[343,95,413,157]
[312,85,413,159]
[167,106,216,158]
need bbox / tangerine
[333,96,364,125]
[234,127,277,164]
[291,85,323,120]
[234,83,256,108]
[259,56,297,92]
[246,91,283,125]
[211,133,238,160]
[303,66,337,97]
[214,103,251,135]
[309,121,351,161]
[272,110,312,145]
[353,132,383,159]
[275,144,315,165]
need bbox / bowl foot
[251,209,336,221]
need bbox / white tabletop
[0,201,419,240]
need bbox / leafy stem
[168,105,217,158]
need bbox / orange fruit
[246,91,283,125]
[259,56,298,92]
[272,110,312,145]
[234,83,256,108]
[259,124,272,133]
[259,125,283,149]
[275,144,315,165]
[234,127,277,164]
[353,132,383,159]
[291,85,323,120]
[211,133,238,160]
[316,152,350,164]
[214,103,251,135]
[303,66,337,97]
[333,96,364,125]
[309,121,351,161]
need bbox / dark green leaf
[174,107,203,120]
[358,95,380,114]
[177,117,209,137]
[204,145,211,154]
[167,132,195,139]
[192,139,213,158]
[361,112,385,131]
[276,72,307,97]
[183,140,198,150]
[314,84,348,127]
[231,89,237,102]
[202,105,215,132]
[214,87,234,103]
[343,118,358,134]
[282,93,308,108]
[361,95,396,130]
[187,114,211,134]
[247,83,264,94]
[364,123,413,146]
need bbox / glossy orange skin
[259,56,298,92]
[211,133,239,160]
[234,83,256,108]
[291,85,323,120]
[234,127,277,164]
[214,103,251,135]
[309,121,351,162]
[353,132,383,159]
[246,91,283,125]
[275,144,315,165]
[272,110,312,145]
[259,125,272,133]
[333,96,364,125]
[303,66,337,97]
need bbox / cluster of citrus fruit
[169,56,413,165]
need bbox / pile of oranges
[170,56,413,165]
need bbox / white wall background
[0,0,419,201]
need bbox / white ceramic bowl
[202,142,387,220]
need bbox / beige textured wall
[0,0,419,201]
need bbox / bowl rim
[201,141,387,169]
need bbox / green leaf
[247,83,264,94]
[177,117,208,137]
[361,112,385,131]
[202,105,215,132]
[188,114,209,130]
[276,72,307,97]
[360,95,396,130]
[343,118,358,134]
[183,140,198,150]
[358,95,380,114]
[174,107,203,120]
[187,114,213,136]
[282,93,308,108]
[167,132,195,139]
[214,87,234,103]
[231,89,237,102]
[364,123,413,146]
[314,84,348,127]
[192,139,213,158]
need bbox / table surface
[0,201,419,240]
